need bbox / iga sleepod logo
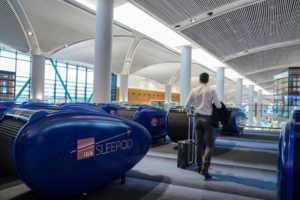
[70,129,133,160]
[76,138,95,160]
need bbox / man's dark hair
[199,73,209,84]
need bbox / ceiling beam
[121,36,143,75]
[8,0,40,54]
[223,39,300,61]
[244,64,298,77]
[178,0,265,30]
[257,79,274,85]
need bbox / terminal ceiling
[1,0,297,101]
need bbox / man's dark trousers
[194,114,214,171]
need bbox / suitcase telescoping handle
[188,114,194,140]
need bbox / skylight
[74,0,95,10]
[192,49,226,71]
[113,3,191,48]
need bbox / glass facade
[0,47,117,103]
[273,67,300,118]
[0,48,31,102]
[44,60,94,103]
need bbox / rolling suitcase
[177,114,195,168]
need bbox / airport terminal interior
[0,0,299,199]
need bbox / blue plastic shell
[287,119,294,200]
[277,121,290,200]
[101,104,119,115]
[0,101,16,119]
[0,101,15,107]
[0,108,151,197]
[221,108,246,135]
[59,103,107,114]
[117,105,167,141]
[134,106,167,140]
[20,101,55,109]
[277,110,300,200]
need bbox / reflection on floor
[0,130,278,200]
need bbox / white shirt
[184,84,222,116]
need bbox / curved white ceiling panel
[0,1,29,52]
[134,62,212,85]
[181,0,300,58]
[19,0,95,53]
[19,0,132,54]
[130,39,180,74]
[134,63,180,84]
[52,37,134,74]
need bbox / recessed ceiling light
[64,44,69,48]
[190,18,196,23]
[175,25,181,30]
[207,12,213,16]
[126,61,130,65]
[27,31,33,36]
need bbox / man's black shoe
[200,170,212,179]
[197,167,202,174]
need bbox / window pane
[57,66,66,81]
[45,64,55,80]
[87,70,93,84]
[16,60,30,77]
[17,53,30,61]
[0,57,15,72]
[1,50,16,59]
[67,66,77,82]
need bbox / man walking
[185,73,221,179]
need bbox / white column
[216,67,225,102]
[93,0,114,103]
[256,89,262,126]
[248,85,254,126]
[236,78,243,108]
[165,84,172,104]
[31,55,45,100]
[180,46,192,105]
[120,74,128,103]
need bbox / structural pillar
[236,78,243,108]
[93,0,114,103]
[180,46,192,105]
[31,55,45,100]
[216,67,225,102]
[248,85,254,126]
[120,74,128,104]
[256,89,262,126]
[165,84,172,104]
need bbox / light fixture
[175,25,181,30]
[190,18,196,23]
[207,12,213,16]
[126,61,130,65]
[27,31,33,36]
[64,44,69,48]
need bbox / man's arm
[184,91,194,115]
[212,89,222,109]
